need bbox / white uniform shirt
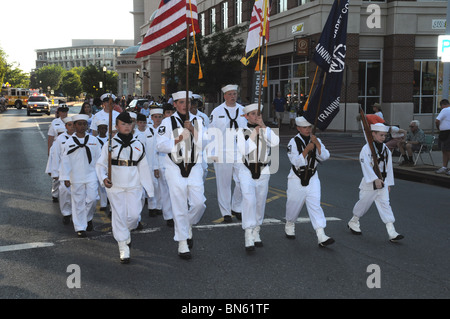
[358,143,394,190]
[60,134,102,184]
[436,107,450,131]
[287,134,330,171]
[236,126,280,175]
[95,135,154,196]
[156,112,205,170]
[48,118,65,138]
[50,132,71,178]
[91,109,120,133]
[208,103,247,162]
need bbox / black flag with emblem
[303,0,349,131]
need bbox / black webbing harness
[168,115,198,178]
[111,137,145,167]
[291,136,319,187]
[243,127,268,180]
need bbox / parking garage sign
[438,35,450,62]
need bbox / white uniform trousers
[98,182,107,208]
[352,187,396,224]
[239,169,270,230]
[159,168,173,220]
[107,186,143,243]
[148,173,162,210]
[52,179,60,198]
[58,182,72,217]
[165,164,206,241]
[213,162,242,216]
[285,173,327,230]
[70,182,98,232]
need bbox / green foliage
[34,65,65,91]
[80,65,118,97]
[168,26,246,102]
[60,71,82,98]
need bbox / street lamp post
[103,66,107,94]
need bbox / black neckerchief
[67,135,92,164]
[114,133,135,161]
[300,134,310,145]
[117,133,133,147]
[224,107,240,129]
[247,123,258,129]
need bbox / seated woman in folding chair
[398,120,425,166]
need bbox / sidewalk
[275,123,450,189]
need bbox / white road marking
[0,218,342,252]
[34,119,46,140]
[0,242,55,253]
[195,217,341,230]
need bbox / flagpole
[312,73,327,135]
[185,22,191,170]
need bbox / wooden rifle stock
[359,106,383,182]
[107,96,113,182]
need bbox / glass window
[235,0,242,25]
[210,8,216,34]
[358,60,381,113]
[280,65,290,79]
[269,67,279,80]
[413,60,443,114]
[222,2,228,30]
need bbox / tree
[168,26,246,103]
[80,65,118,97]
[60,70,82,98]
[34,65,65,92]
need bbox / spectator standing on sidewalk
[398,120,425,166]
[272,92,286,129]
[435,99,450,175]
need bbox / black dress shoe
[223,215,232,223]
[77,231,87,238]
[62,215,71,225]
[318,237,335,247]
[231,210,242,221]
[52,197,59,203]
[148,209,157,217]
[389,234,404,243]
[155,209,162,215]
[120,258,130,264]
[86,220,93,231]
[166,219,174,227]
[187,238,193,249]
[178,252,192,260]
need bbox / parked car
[27,95,50,116]
[126,99,149,113]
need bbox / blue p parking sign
[438,35,450,62]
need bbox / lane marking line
[0,242,55,253]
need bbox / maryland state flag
[240,0,270,66]
[303,0,349,131]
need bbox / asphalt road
[0,108,449,303]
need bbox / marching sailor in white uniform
[91,93,120,137]
[156,91,206,259]
[208,84,247,222]
[236,103,279,251]
[96,112,154,264]
[348,123,404,242]
[284,116,335,247]
[60,114,102,238]
[50,117,75,225]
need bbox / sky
[1,0,135,74]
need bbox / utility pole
[442,2,450,100]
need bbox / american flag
[136,0,200,58]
